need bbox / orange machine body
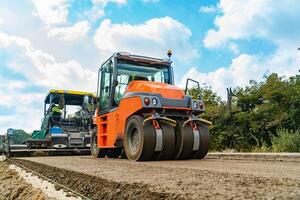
[91,52,209,161]
[93,81,191,148]
[92,52,206,150]
[126,81,185,99]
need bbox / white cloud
[195,0,300,99]
[0,18,3,26]
[94,17,198,61]
[47,20,90,41]
[0,31,96,90]
[31,0,69,26]
[0,76,45,133]
[199,5,217,13]
[203,0,300,49]
[90,0,127,20]
[0,31,97,132]
[180,50,300,99]
[30,0,128,26]
[93,0,127,3]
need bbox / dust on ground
[0,161,46,200]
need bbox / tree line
[190,72,300,152]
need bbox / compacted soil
[10,156,300,200]
[0,161,46,200]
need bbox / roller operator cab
[92,52,211,161]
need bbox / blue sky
[0,0,300,133]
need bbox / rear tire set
[91,127,122,158]
[90,127,101,158]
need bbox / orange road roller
[91,51,211,161]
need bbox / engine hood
[125,81,185,99]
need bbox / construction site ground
[0,161,46,200]
[1,153,299,200]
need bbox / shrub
[272,129,300,152]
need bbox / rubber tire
[90,127,101,158]
[153,123,176,160]
[174,119,194,160]
[193,124,210,159]
[124,115,156,161]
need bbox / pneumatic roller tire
[153,123,176,160]
[91,127,107,158]
[124,115,156,161]
[173,119,194,160]
[193,124,210,159]
[90,127,101,158]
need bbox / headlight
[152,98,158,106]
[193,101,198,109]
[199,101,204,109]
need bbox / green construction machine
[0,135,4,154]
[7,90,96,156]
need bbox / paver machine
[0,135,4,154]
[26,90,96,150]
[91,51,211,161]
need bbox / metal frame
[115,53,173,85]
[185,78,202,99]
[97,56,115,115]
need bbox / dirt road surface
[0,162,46,200]
[12,156,300,200]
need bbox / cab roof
[45,89,95,105]
[115,52,171,66]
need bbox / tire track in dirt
[9,159,183,200]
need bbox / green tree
[188,72,300,152]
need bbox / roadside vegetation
[190,72,300,152]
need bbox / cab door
[97,58,116,148]
[98,59,113,114]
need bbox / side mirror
[185,78,202,100]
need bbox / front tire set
[124,115,210,161]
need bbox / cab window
[99,60,113,110]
